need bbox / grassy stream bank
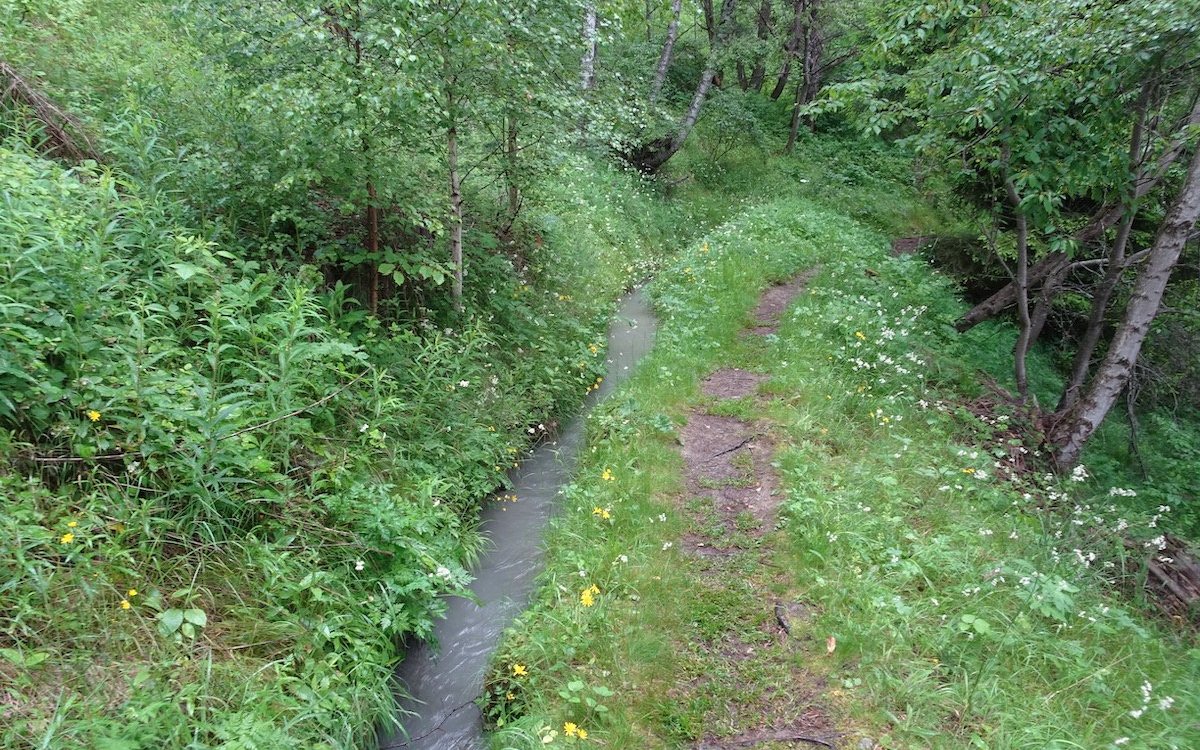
[483,151,1199,750]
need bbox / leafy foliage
[0,132,671,746]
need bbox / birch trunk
[631,0,737,172]
[1056,214,1135,412]
[581,3,598,91]
[1052,140,1200,468]
[650,0,683,103]
[955,100,1200,332]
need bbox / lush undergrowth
[0,137,675,748]
[483,147,1199,748]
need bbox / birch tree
[818,0,1200,465]
[627,0,738,173]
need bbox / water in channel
[377,288,657,750]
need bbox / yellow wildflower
[60,532,75,544]
[600,468,614,481]
[120,599,131,610]
[66,520,77,528]
[127,588,138,598]
[506,692,515,701]
[591,506,611,520]
[580,588,595,607]
[86,410,101,422]
[962,467,976,474]
[577,728,588,740]
[512,663,528,677]
[564,722,579,737]
[854,331,866,340]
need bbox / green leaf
[183,608,207,627]
[170,262,205,281]
[157,608,184,636]
[24,652,48,668]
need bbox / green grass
[0,141,682,749]
[483,169,1199,749]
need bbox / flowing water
[377,288,657,750]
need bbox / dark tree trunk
[770,0,807,101]
[366,181,379,316]
[785,78,804,153]
[1051,139,1200,469]
[1056,214,1136,413]
[1027,243,1070,347]
[955,251,1069,332]
[747,0,773,91]
[505,113,520,220]
[701,0,717,46]
[1005,171,1033,401]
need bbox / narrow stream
[377,288,657,750]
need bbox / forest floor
[483,195,1199,750]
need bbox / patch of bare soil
[672,270,838,749]
[701,369,767,400]
[749,268,820,335]
[890,236,929,257]
[697,718,837,749]
[678,413,778,552]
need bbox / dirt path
[672,272,841,750]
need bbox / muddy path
[673,270,841,750]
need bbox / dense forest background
[1,0,1198,747]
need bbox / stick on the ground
[698,732,837,749]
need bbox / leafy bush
[0,136,674,747]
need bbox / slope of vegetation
[3,0,1200,747]
[0,136,680,748]
[1,2,686,746]
[484,141,1199,749]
